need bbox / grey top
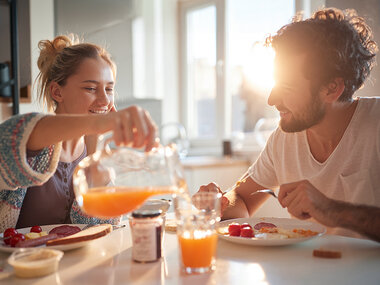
[16,148,87,228]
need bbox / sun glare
[242,43,275,92]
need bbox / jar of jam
[129,209,163,263]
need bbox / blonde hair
[36,34,117,112]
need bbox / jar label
[132,224,159,262]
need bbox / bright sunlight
[242,42,275,93]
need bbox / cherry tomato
[30,225,42,233]
[3,228,18,245]
[9,233,25,247]
[240,223,252,229]
[228,223,241,236]
[240,226,254,238]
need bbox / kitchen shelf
[0,0,20,114]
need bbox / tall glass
[175,192,221,274]
[73,134,188,218]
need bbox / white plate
[0,224,100,253]
[218,217,326,246]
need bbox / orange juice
[82,186,176,217]
[179,232,218,268]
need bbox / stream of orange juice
[179,232,218,268]
[82,186,178,217]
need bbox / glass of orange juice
[73,133,188,218]
[175,192,221,274]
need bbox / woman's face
[53,57,115,115]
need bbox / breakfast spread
[221,222,319,239]
[1,224,112,248]
[46,224,112,246]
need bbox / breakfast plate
[0,224,104,253]
[218,217,326,246]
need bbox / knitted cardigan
[0,113,118,232]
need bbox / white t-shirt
[249,97,380,238]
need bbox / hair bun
[37,34,79,74]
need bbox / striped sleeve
[0,113,61,190]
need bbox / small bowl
[137,199,171,213]
[8,248,64,278]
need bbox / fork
[251,189,278,198]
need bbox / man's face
[268,53,325,132]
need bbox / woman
[0,35,158,232]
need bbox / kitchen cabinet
[182,156,249,194]
[181,156,290,218]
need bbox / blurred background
[1,0,379,157]
[2,0,379,216]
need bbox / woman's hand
[102,105,159,152]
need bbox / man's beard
[279,92,326,133]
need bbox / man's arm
[279,180,380,242]
[223,177,270,219]
[332,201,380,242]
[197,175,270,220]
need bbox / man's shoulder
[356,97,380,120]
[357,97,380,110]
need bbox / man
[199,8,380,241]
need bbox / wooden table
[1,223,379,285]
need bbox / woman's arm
[0,113,60,190]
[27,105,158,152]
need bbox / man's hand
[195,183,230,213]
[278,180,337,227]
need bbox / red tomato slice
[30,225,42,233]
[240,223,252,229]
[9,233,25,247]
[228,223,241,236]
[3,228,18,245]
[240,226,254,238]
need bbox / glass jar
[129,209,163,263]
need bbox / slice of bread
[46,224,113,246]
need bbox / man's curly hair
[266,8,378,101]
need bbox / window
[185,5,217,138]
[179,0,323,153]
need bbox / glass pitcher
[73,133,188,218]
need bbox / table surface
[1,222,379,285]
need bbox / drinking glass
[174,192,221,274]
[73,133,188,218]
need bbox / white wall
[54,0,179,126]
[55,0,134,102]
[326,0,380,98]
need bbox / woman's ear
[50,81,63,103]
[321,78,345,103]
